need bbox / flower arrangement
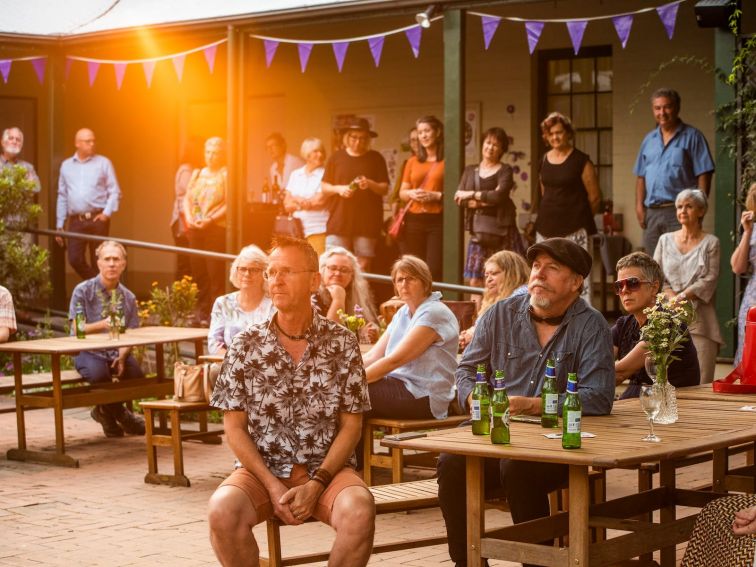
[96,289,125,337]
[337,305,366,334]
[139,275,198,328]
[639,293,696,381]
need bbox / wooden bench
[0,369,86,413]
[141,399,224,487]
[362,415,468,485]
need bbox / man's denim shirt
[457,293,614,416]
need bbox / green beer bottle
[74,302,86,339]
[471,364,490,435]
[541,358,559,428]
[562,372,582,449]
[491,371,510,445]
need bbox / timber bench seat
[0,369,85,413]
[141,399,223,487]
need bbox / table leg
[659,460,676,567]
[155,343,165,380]
[568,465,589,566]
[13,352,26,451]
[712,447,728,493]
[51,355,66,456]
[194,338,204,361]
[466,456,484,567]
[171,408,185,479]
[391,426,403,484]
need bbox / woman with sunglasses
[654,188,722,383]
[613,252,699,399]
[314,247,379,342]
[208,245,275,356]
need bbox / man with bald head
[56,128,121,279]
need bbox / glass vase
[644,354,678,424]
[108,314,120,340]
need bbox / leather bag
[273,214,305,239]
[388,202,411,240]
[173,361,216,403]
[472,210,507,249]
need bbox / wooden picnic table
[676,383,756,403]
[382,397,756,566]
[0,326,208,467]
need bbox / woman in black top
[454,127,524,289]
[536,113,601,301]
[613,252,700,399]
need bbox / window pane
[572,58,595,93]
[575,131,598,163]
[598,166,612,199]
[547,95,571,118]
[572,94,595,128]
[599,130,613,165]
[547,59,572,93]
[597,93,612,128]
[597,57,613,92]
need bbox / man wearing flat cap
[321,117,389,272]
[437,237,614,567]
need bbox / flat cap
[526,237,592,278]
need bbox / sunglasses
[614,277,652,295]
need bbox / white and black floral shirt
[210,311,370,478]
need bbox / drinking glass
[639,384,662,442]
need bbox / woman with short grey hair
[208,245,274,355]
[654,188,722,383]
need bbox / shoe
[91,406,124,438]
[114,406,146,435]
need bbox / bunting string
[469,0,685,24]
[64,38,226,64]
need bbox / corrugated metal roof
[0,0,368,37]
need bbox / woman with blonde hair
[208,245,274,356]
[315,246,379,342]
[283,137,329,255]
[459,250,529,349]
[732,182,756,367]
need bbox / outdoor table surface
[382,397,756,566]
[676,383,756,403]
[1,326,208,467]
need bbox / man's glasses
[263,268,313,281]
[326,265,352,275]
[614,277,652,295]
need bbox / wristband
[311,467,333,488]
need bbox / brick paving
[0,373,746,566]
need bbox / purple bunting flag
[172,54,186,81]
[31,58,46,85]
[525,21,544,55]
[612,15,634,49]
[656,2,679,40]
[566,20,588,55]
[264,40,279,68]
[114,63,127,90]
[65,58,73,80]
[298,43,313,73]
[142,61,156,88]
[481,15,501,50]
[0,60,10,83]
[368,36,384,67]
[204,44,217,73]
[87,61,100,87]
[332,42,349,72]
[405,26,421,58]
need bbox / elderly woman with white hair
[283,137,329,256]
[314,246,379,342]
[208,245,275,356]
[654,188,723,383]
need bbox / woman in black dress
[536,112,601,304]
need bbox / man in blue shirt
[633,88,715,255]
[56,128,121,279]
[437,238,615,567]
[68,240,144,438]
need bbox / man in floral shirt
[0,284,17,343]
[208,236,374,567]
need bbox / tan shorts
[220,464,367,525]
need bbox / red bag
[388,202,411,240]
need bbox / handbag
[470,172,506,249]
[273,214,304,239]
[173,361,216,403]
[387,162,438,241]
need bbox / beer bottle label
[502,408,510,427]
[544,393,558,414]
[471,400,481,421]
[566,411,581,434]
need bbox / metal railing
[27,227,484,295]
